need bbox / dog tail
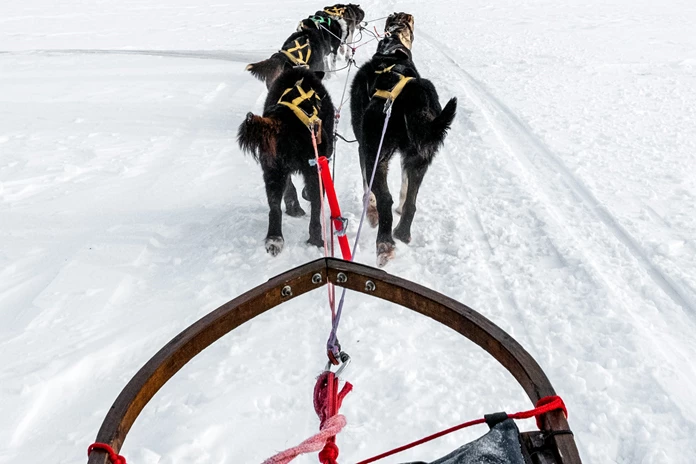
[237,112,281,161]
[245,54,285,88]
[429,97,457,148]
[405,96,457,154]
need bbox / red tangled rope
[355,395,567,464]
[262,371,352,464]
[87,443,127,464]
[89,395,564,464]
[261,415,347,464]
[314,371,353,464]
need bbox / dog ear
[314,71,326,81]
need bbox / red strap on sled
[317,156,352,261]
[356,395,568,464]
[509,394,568,430]
[87,443,127,464]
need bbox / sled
[86,257,582,464]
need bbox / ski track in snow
[1,48,272,63]
[416,29,696,462]
[420,31,696,320]
[423,30,696,358]
[439,124,535,346]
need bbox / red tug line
[318,156,352,261]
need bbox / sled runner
[86,258,582,464]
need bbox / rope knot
[318,441,340,463]
[534,395,567,429]
[88,443,127,464]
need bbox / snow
[1,1,695,463]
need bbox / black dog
[323,4,365,57]
[382,11,414,50]
[246,27,332,90]
[297,11,347,71]
[350,13,457,266]
[238,68,334,256]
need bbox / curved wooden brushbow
[87,258,582,464]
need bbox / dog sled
[88,8,581,464]
[86,258,582,464]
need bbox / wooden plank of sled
[87,257,581,464]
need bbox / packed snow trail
[2,1,696,463]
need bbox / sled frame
[87,257,581,464]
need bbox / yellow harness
[278,79,323,138]
[281,38,312,68]
[324,6,346,18]
[373,65,414,103]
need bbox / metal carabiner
[332,216,349,236]
[325,351,351,377]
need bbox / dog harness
[373,64,414,104]
[278,79,323,138]
[310,15,332,27]
[281,38,312,68]
[298,14,332,32]
[324,6,346,18]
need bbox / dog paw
[376,241,395,268]
[265,236,284,256]
[285,204,306,217]
[307,236,325,249]
[393,224,411,244]
[302,186,311,202]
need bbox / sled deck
[86,258,582,464]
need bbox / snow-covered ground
[2,1,695,463]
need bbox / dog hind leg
[393,160,428,244]
[367,191,378,227]
[283,176,305,217]
[323,56,334,78]
[264,170,288,256]
[359,145,380,228]
[395,168,408,215]
[302,166,325,248]
[365,153,396,266]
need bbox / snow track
[3,48,271,63]
[415,29,696,463]
[421,31,696,320]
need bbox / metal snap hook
[325,352,351,377]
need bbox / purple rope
[338,60,354,111]
[327,104,393,358]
